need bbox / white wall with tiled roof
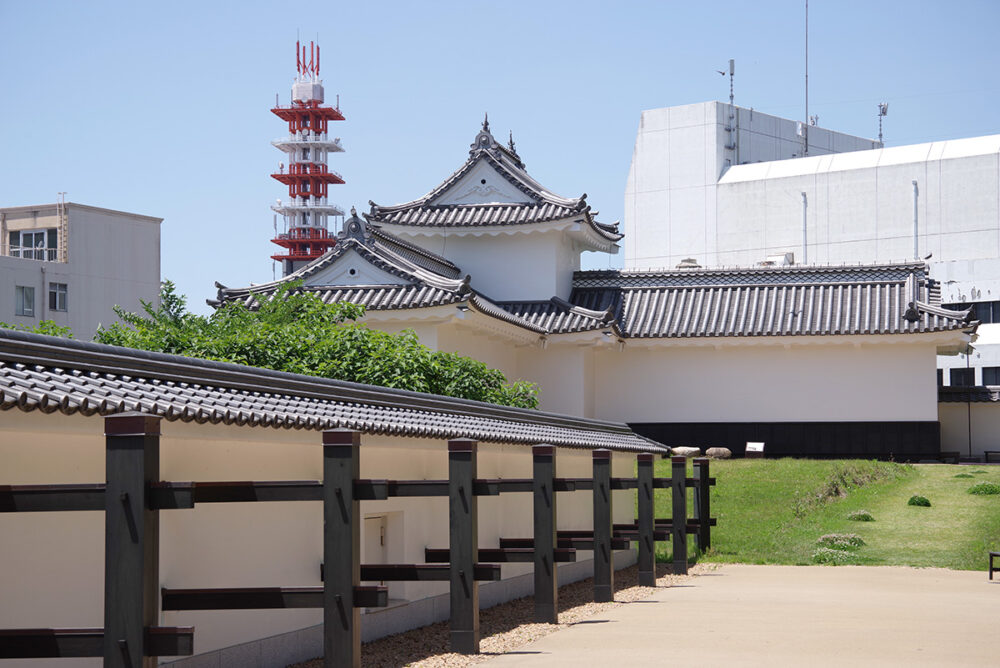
[0,410,638,667]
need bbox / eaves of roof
[0,330,667,453]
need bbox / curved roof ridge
[370,226,461,276]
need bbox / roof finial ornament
[350,205,357,217]
[471,114,497,154]
[508,130,517,154]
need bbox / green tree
[90,281,539,409]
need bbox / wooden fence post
[449,438,479,654]
[104,412,161,668]
[533,444,558,623]
[693,457,711,553]
[671,455,688,575]
[592,449,613,602]
[637,453,655,586]
[323,429,361,668]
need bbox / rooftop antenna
[804,0,809,156]
[715,58,735,106]
[878,102,889,145]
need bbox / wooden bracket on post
[592,449,613,602]
[636,454,655,586]
[103,412,161,668]
[532,444,558,623]
[449,438,479,654]
[671,456,688,575]
[692,458,712,553]
[323,428,361,668]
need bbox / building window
[950,367,975,386]
[936,369,944,386]
[983,367,1000,386]
[15,286,34,317]
[48,282,67,312]
[943,300,1000,325]
[8,229,57,261]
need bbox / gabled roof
[365,117,622,243]
[570,262,977,339]
[214,213,613,336]
[0,330,666,453]
[213,210,468,309]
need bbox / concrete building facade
[0,202,162,339]
[624,101,880,271]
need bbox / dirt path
[484,564,1000,667]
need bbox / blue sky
[2,1,997,314]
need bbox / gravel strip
[292,563,707,668]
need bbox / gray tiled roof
[214,214,469,308]
[223,284,465,312]
[569,262,975,339]
[496,298,616,334]
[938,386,1000,403]
[370,201,586,228]
[0,330,666,453]
[366,123,622,243]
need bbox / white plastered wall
[0,410,636,667]
[939,402,1000,458]
[397,230,581,301]
[591,338,938,423]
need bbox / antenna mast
[878,102,889,145]
[804,0,809,156]
[728,59,734,106]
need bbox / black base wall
[629,421,941,461]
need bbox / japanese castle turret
[365,116,623,301]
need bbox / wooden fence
[0,412,714,667]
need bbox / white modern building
[0,202,162,338]
[216,120,975,460]
[624,101,880,271]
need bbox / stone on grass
[705,447,732,459]
[671,446,701,457]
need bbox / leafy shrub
[91,281,540,408]
[847,510,875,522]
[907,495,931,507]
[816,533,866,550]
[967,482,1000,495]
[0,319,73,338]
[953,473,974,479]
[812,547,860,565]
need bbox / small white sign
[746,442,765,453]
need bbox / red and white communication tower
[270,40,345,276]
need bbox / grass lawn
[649,458,1000,570]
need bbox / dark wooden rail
[161,586,387,610]
[0,627,193,659]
